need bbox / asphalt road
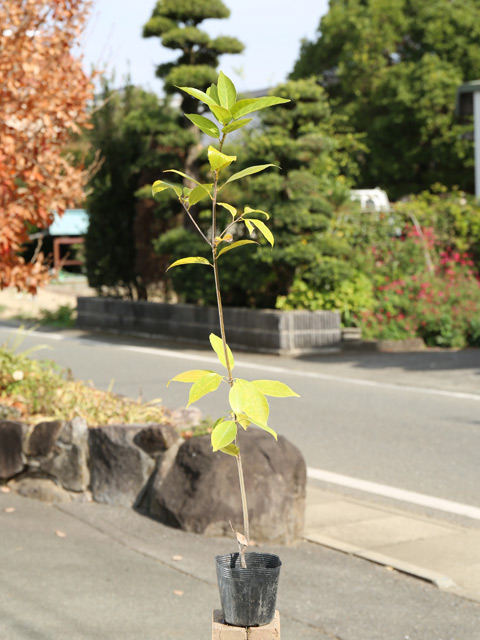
[3,491,480,640]
[1,324,479,523]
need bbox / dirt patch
[0,281,95,320]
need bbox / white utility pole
[474,91,480,197]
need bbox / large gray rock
[26,420,63,457]
[149,430,306,544]
[133,423,181,457]
[135,437,184,512]
[42,418,90,492]
[26,418,90,492]
[0,420,27,480]
[89,425,155,507]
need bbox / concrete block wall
[76,298,341,355]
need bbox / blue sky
[81,0,328,95]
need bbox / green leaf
[187,372,223,407]
[218,202,237,218]
[209,104,232,125]
[244,206,269,220]
[237,413,251,430]
[166,257,212,271]
[219,443,240,457]
[231,96,290,120]
[251,380,300,397]
[177,86,218,108]
[229,379,269,426]
[217,71,237,109]
[248,219,274,247]
[212,417,224,429]
[168,369,215,386]
[211,420,237,452]
[206,83,220,104]
[253,420,278,440]
[164,169,204,188]
[244,219,254,234]
[209,333,234,371]
[222,118,252,134]
[185,114,220,139]
[152,180,182,198]
[208,146,236,172]
[221,164,278,188]
[217,239,257,258]
[189,184,211,206]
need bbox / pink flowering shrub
[358,227,480,348]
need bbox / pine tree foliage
[143,0,244,99]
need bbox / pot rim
[215,551,282,573]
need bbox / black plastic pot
[215,552,281,627]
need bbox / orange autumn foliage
[0,0,94,293]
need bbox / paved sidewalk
[304,486,480,604]
[1,487,480,640]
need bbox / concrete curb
[304,532,456,590]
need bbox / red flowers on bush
[358,224,480,347]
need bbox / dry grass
[0,331,168,426]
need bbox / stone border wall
[76,297,341,354]
[0,417,305,544]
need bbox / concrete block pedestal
[212,610,280,639]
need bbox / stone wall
[76,297,341,355]
[0,418,306,544]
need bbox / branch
[180,200,212,247]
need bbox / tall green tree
[291,0,480,198]
[85,80,190,299]
[143,0,244,181]
[157,78,365,308]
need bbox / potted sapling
[152,72,299,628]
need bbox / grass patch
[0,330,167,426]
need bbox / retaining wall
[76,297,341,354]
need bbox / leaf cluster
[168,334,298,457]
[152,72,289,260]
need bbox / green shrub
[276,272,374,327]
[467,317,480,347]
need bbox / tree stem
[213,257,249,567]
[211,140,249,567]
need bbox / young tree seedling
[153,72,299,567]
